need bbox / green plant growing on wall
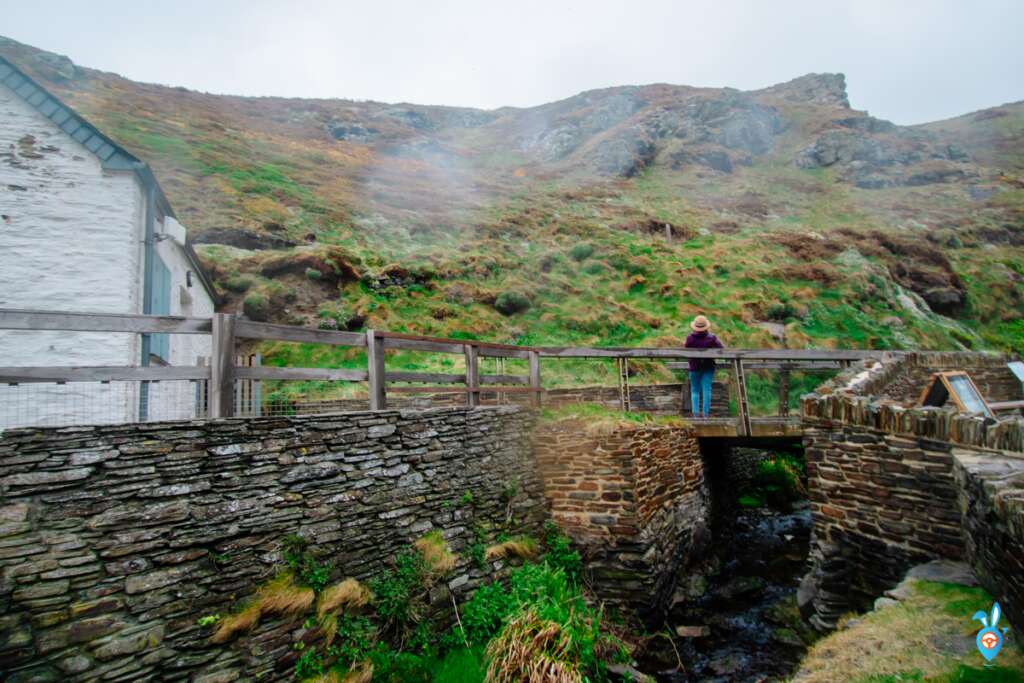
[283,534,333,592]
[196,614,220,627]
[294,648,324,679]
[370,550,429,632]
[542,521,582,581]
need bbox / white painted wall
[0,83,214,428]
[147,216,214,421]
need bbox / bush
[318,302,353,330]
[766,301,798,322]
[242,292,270,321]
[370,551,428,631]
[494,291,531,316]
[569,243,595,261]
[281,534,332,591]
[306,267,323,280]
[583,261,607,275]
[224,274,253,293]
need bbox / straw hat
[691,315,711,332]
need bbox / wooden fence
[0,308,884,435]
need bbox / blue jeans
[689,369,715,417]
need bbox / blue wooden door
[149,255,171,361]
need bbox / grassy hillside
[2,36,1021,396]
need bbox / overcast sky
[4,0,1022,124]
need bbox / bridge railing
[0,308,884,432]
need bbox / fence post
[209,313,236,418]
[366,329,386,410]
[778,368,791,417]
[464,344,480,408]
[529,350,542,408]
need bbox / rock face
[755,72,851,108]
[795,118,976,189]
[0,406,546,681]
[192,227,298,251]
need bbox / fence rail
[0,308,887,433]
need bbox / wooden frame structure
[917,371,995,419]
[0,308,885,433]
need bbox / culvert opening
[635,440,814,682]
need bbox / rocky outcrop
[755,73,850,108]
[796,121,976,189]
[192,227,298,251]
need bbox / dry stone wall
[799,421,963,628]
[953,449,1024,630]
[533,421,709,619]
[800,350,1024,630]
[0,406,545,682]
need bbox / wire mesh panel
[0,380,207,430]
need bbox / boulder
[921,287,966,315]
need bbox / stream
[636,503,814,682]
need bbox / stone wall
[800,350,1024,630]
[532,421,709,619]
[0,406,546,682]
[953,449,1024,630]
[875,353,1022,405]
[799,421,964,628]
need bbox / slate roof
[0,55,217,303]
[0,56,141,172]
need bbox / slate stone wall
[799,350,1024,630]
[953,449,1024,629]
[799,421,963,629]
[532,421,709,619]
[0,406,545,682]
[875,353,1021,405]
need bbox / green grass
[539,402,685,427]
[794,579,1024,682]
[429,647,486,683]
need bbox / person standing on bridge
[685,315,723,418]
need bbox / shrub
[494,291,531,316]
[306,267,323,280]
[542,522,582,581]
[243,292,270,321]
[224,274,253,293]
[569,243,595,261]
[318,302,354,330]
[294,648,325,679]
[282,534,332,592]
[325,615,377,670]
[765,301,797,322]
[583,261,607,275]
[482,563,620,683]
[370,551,428,630]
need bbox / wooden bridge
[0,308,884,437]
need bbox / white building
[0,56,217,429]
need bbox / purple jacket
[685,331,723,371]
